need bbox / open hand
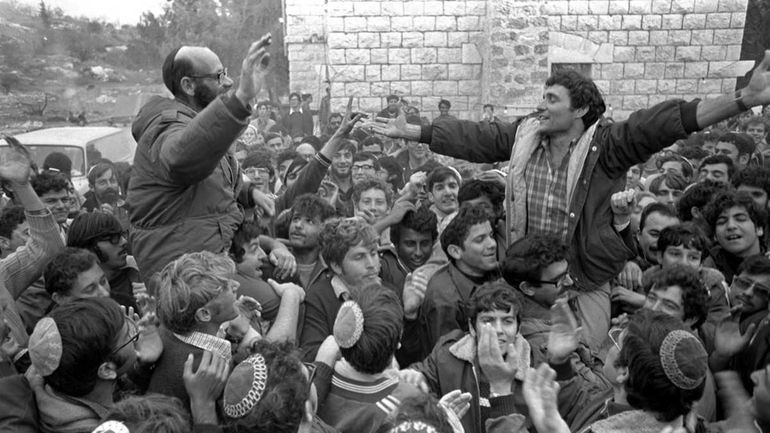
[477,323,517,393]
[365,108,408,138]
[403,270,429,320]
[135,312,163,364]
[398,368,430,393]
[0,136,32,185]
[331,96,365,138]
[183,350,229,406]
[522,364,570,433]
[439,389,472,419]
[236,34,271,105]
[714,313,757,358]
[547,298,581,364]
[742,50,770,108]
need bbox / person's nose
[96,283,110,298]
[222,74,234,88]
[536,99,546,112]
[256,247,267,261]
[493,319,504,334]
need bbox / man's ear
[573,105,589,119]
[739,154,750,166]
[195,306,212,324]
[427,191,436,204]
[97,361,118,381]
[51,292,67,305]
[329,262,343,276]
[519,281,536,297]
[447,244,463,261]
[179,76,196,97]
[616,366,629,384]
[691,207,702,220]
[757,225,764,239]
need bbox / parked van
[0,126,137,193]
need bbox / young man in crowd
[43,248,111,306]
[395,116,434,180]
[419,205,499,353]
[380,206,438,290]
[715,132,756,171]
[81,162,128,229]
[657,154,694,181]
[709,255,770,393]
[703,190,766,283]
[66,212,140,311]
[697,154,734,185]
[0,206,28,258]
[318,285,422,432]
[377,94,401,119]
[351,152,380,186]
[458,179,506,261]
[676,179,728,239]
[329,140,356,217]
[436,99,456,120]
[287,194,337,288]
[282,92,314,141]
[250,100,276,134]
[742,115,768,154]
[733,165,770,211]
[0,297,162,432]
[427,166,461,235]
[648,172,688,209]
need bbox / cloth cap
[28,317,63,377]
[223,353,268,419]
[389,421,439,433]
[659,329,708,390]
[43,152,73,176]
[333,300,364,349]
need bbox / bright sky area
[19,0,166,25]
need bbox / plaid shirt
[524,137,575,240]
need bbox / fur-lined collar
[448,333,531,381]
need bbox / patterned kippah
[28,317,63,376]
[223,353,268,419]
[659,329,708,390]
[390,421,439,433]
[91,420,130,433]
[333,300,365,348]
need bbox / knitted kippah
[659,330,708,390]
[91,420,130,433]
[28,317,62,377]
[333,300,365,348]
[223,354,268,419]
[389,421,439,433]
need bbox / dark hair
[639,202,678,232]
[102,394,192,433]
[503,235,569,288]
[676,180,728,222]
[43,152,73,176]
[741,115,768,132]
[229,221,262,264]
[229,340,308,433]
[703,190,767,231]
[291,193,336,222]
[544,69,606,128]
[342,284,403,374]
[438,99,451,109]
[733,166,770,196]
[617,309,706,421]
[458,179,505,211]
[289,92,301,101]
[649,172,689,195]
[336,139,358,154]
[45,297,125,396]
[353,151,381,171]
[256,100,271,110]
[44,247,100,295]
[440,205,493,258]
[718,132,756,156]
[352,177,392,206]
[67,212,124,262]
[299,135,322,151]
[386,94,400,103]
[699,154,735,178]
[657,223,709,257]
[483,104,494,110]
[377,156,405,191]
[284,156,309,185]
[328,112,343,121]
[656,155,694,179]
[361,136,383,152]
[646,265,709,328]
[466,280,521,324]
[242,150,275,176]
[427,166,460,191]
[391,206,438,245]
[377,394,454,433]
[31,170,70,196]
[677,146,709,162]
[162,46,195,97]
[0,205,25,239]
[87,161,116,186]
[736,254,770,276]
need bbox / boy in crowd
[648,172,688,209]
[715,132,756,171]
[703,190,766,283]
[458,179,507,261]
[419,205,499,353]
[732,165,770,211]
[427,166,460,234]
[318,285,422,432]
[66,212,139,311]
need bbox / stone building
[284,0,754,121]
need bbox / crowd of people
[1,35,770,433]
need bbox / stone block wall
[284,0,753,121]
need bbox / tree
[137,12,165,46]
[39,0,50,28]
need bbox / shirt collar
[174,330,232,363]
[331,275,351,301]
[290,107,303,115]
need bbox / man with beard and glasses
[66,212,141,312]
[82,162,129,231]
[128,35,296,282]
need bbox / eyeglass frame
[110,316,139,355]
[608,326,624,351]
[530,271,573,290]
[188,68,228,85]
[352,164,375,172]
[731,276,770,297]
[89,231,127,246]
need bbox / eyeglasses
[189,68,228,85]
[732,276,770,295]
[111,317,139,355]
[352,164,375,171]
[531,272,573,290]
[608,326,624,351]
[303,362,317,394]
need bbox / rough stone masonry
[284,0,753,121]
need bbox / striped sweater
[317,370,423,433]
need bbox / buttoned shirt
[524,138,575,240]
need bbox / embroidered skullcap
[659,329,708,390]
[28,317,63,376]
[389,421,439,433]
[333,300,365,348]
[91,420,130,433]
[223,353,268,419]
